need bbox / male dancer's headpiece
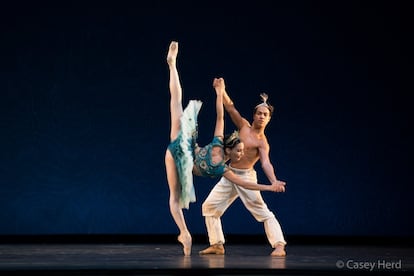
[254,93,274,116]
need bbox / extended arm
[258,141,286,192]
[213,78,224,138]
[222,170,282,192]
[221,78,250,129]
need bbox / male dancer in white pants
[199,78,287,257]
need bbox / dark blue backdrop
[1,1,412,238]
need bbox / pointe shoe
[271,243,286,257]
[178,233,192,256]
[167,41,178,66]
[199,243,225,255]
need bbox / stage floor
[0,243,413,275]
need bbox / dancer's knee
[251,210,275,222]
[201,202,210,216]
[202,204,223,218]
[169,197,181,210]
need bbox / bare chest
[240,132,261,159]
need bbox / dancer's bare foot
[167,41,178,67]
[178,232,192,256]
[271,243,286,257]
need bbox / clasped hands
[270,180,286,193]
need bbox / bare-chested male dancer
[200,79,287,257]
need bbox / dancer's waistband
[228,165,254,175]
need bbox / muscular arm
[222,170,282,192]
[259,141,286,191]
[221,79,250,130]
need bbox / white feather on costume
[179,100,202,209]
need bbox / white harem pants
[202,167,286,247]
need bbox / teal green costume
[167,100,228,209]
[194,136,227,178]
